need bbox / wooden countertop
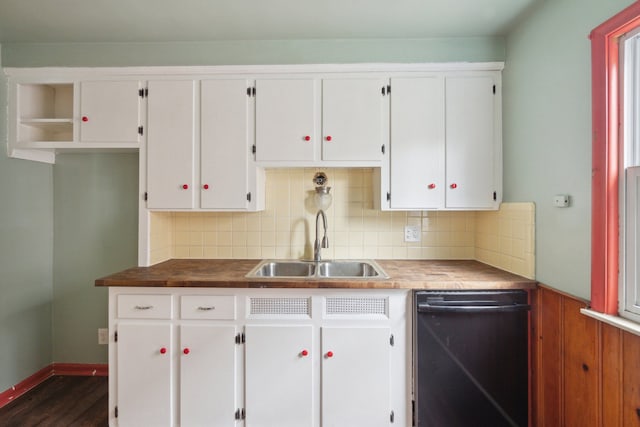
[95,259,536,290]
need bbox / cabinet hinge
[390,410,395,423]
[252,144,256,155]
[235,408,246,419]
[390,334,395,346]
[138,88,148,98]
[144,192,148,202]
[247,192,252,202]
[387,84,391,94]
[386,192,391,202]
[493,191,497,201]
[381,144,386,154]
[242,408,246,419]
[235,409,241,420]
[114,331,118,342]
[247,87,256,97]
[235,332,246,344]
[412,400,415,426]
[115,406,118,418]
[492,84,496,94]
[138,126,144,136]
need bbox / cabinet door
[146,80,196,209]
[245,325,313,427]
[321,327,391,427]
[445,76,497,209]
[79,80,141,143]
[322,78,387,162]
[201,80,251,209]
[389,77,445,209]
[117,322,173,427]
[180,325,237,427]
[255,79,317,162]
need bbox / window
[590,2,640,317]
[621,29,640,322]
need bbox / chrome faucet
[314,209,329,261]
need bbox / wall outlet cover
[98,328,108,345]
[404,225,421,242]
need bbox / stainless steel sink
[248,260,316,278]
[317,260,385,278]
[246,259,388,279]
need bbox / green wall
[52,154,138,363]
[503,0,634,299]
[0,44,54,391]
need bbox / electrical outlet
[98,328,109,345]
[404,225,421,242]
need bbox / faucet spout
[314,209,329,261]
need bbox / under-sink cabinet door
[321,326,391,427]
[244,325,313,427]
[116,322,173,427]
[180,324,237,427]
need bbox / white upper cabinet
[255,79,317,162]
[384,71,501,210]
[79,80,142,143]
[146,80,196,210]
[445,75,499,209]
[201,79,254,210]
[322,78,388,162]
[389,77,445,209]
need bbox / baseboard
[0,363,108,409]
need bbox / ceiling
[0,0,539,44]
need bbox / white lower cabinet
[109,288,409,427]
[180,324,237,427]
[245,325,314,427]
[321,327,391,427]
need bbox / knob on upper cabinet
[203,184,209,190]
[301,349,309,357]
[326,351,334,358]
[325,136,333,142]
[82,116,89,122]
[182,184,189,190]
[428,183,436,189]
[160,347,167,355]
[304,135,311,141]
[450,183,458,189]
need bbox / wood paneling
[562,297,599,426]
[533,284,640,427]
[622,331,640,426]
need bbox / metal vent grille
[250,297,310,316]
[325,297,387,316]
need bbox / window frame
[590,1,640,314]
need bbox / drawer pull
[197,306,216,311]
[134,305,154,310]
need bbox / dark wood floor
[0,376,108,427]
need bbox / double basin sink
[246,259,388,279]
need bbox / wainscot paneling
[532,284,640,426]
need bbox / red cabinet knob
[304,135,311,141]
[325,136,332,141]
[82,116,89,122]
[203,184,209,190]
[160,347,167,354]
[301,349,309,357]
[326,351,334,358]
[182,184,189,190]
[428,183,436,189]
[450,183,458,189]
[183,348,190,355]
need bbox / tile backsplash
[150,168,535,279]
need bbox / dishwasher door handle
[417,302,531,313]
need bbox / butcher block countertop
[95,259,536,290]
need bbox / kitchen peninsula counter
[95,259,536,290]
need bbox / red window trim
[590,1,640,314]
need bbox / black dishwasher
[414,290,530,427]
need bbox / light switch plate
[98,328,108,345]
[404,225,421,242]
[553,195,570,208]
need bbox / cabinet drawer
[117,294,173,319]
[181,296,236,320]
